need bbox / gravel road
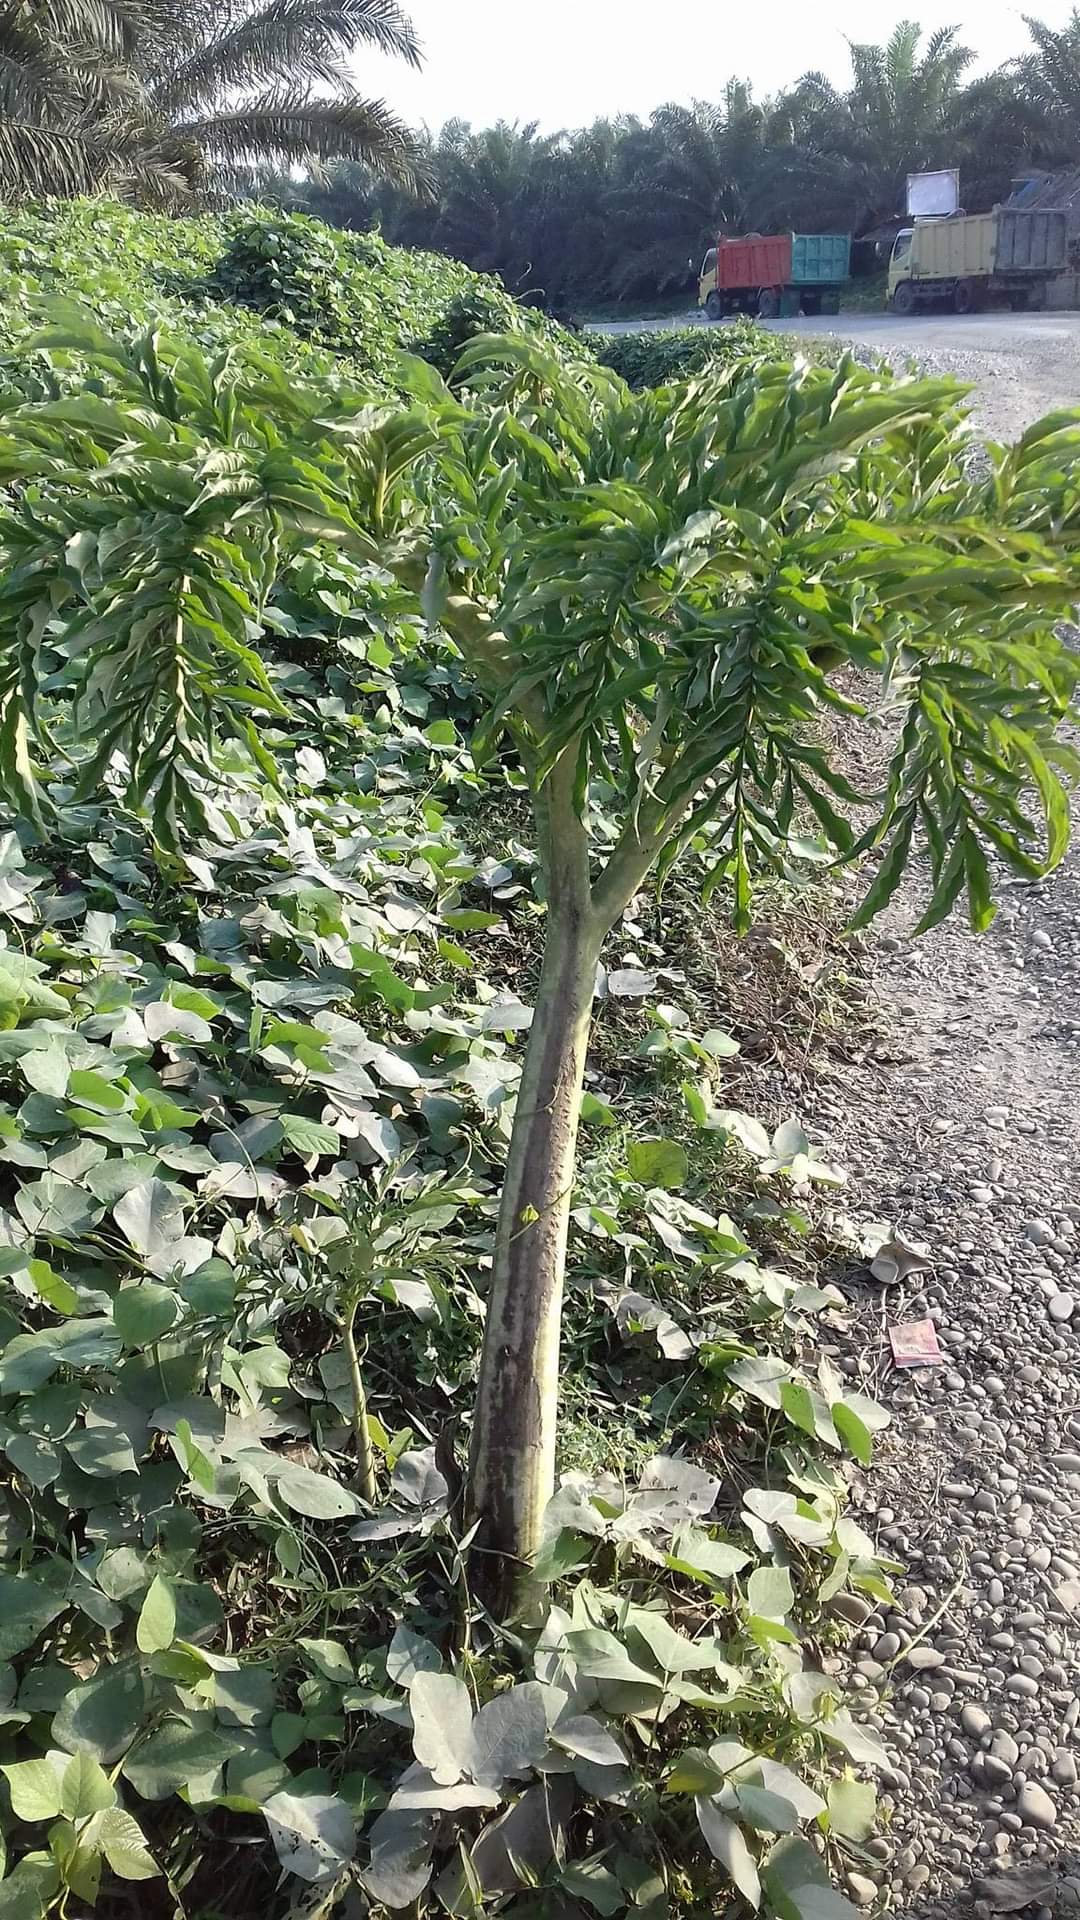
[811,332,1080,1916]
[590,309,1080,442]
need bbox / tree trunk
[466,771,602,1618]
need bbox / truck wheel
[757,287,780,319]
[954,278,981,315]
[1009,289,1029,312]
[705,290,724,321]
[890,281,916,316]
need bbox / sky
[357,0,1068,134]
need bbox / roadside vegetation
[0,194,1076,1920]
[591,320,815,389]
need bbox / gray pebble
[1006,1674,1040,1698]
[1017,1782,1057,1830]
[845,1873,879,1907]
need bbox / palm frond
[174,88,428,189]
[21,0,151,59]
[0,117,106,196]
[150,0,420,117]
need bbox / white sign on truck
[906,170,960,217]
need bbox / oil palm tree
[780,22,974,232]
[425,119,564,294]
[607,90,775,298]
[0,0,146,200]
[0,0,426,205]
[1017,10,1080,150]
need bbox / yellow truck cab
[888,209,1066,315]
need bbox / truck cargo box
[716,234,791,290]
[790,232,851,284]
[909,214,995,281]
[995,208,1067,273]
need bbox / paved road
[589,308,1080,440]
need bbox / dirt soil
[794,328,1080,1916]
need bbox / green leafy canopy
[3,316,1077,936]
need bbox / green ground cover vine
[0,199,1075,1920]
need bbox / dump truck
[888,207,1067,314]
[697,232,851,319]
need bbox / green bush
[417,285,524,376]
[594,319,791,389]
[204,210,585,386]
[0,201,587,399]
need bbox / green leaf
[772,1119,810,1160]
[180,1261,236,1317]
[754,1761,826,1822]
[746,1565,793,1622]
[0,1855,61,1916]
[263,1789,355,1885]
[551,1714,626,1768]
[849,809,916,930]
[762,1834,860,1920]
[27,1258,77,1316]
[563,1629,667,1689]
[66,1071,126,1114]
[818,1552,851,1605]
[681,1079,711,1126]
[280,1114,341,1159]
[832,1400,873,1467]
[665,1525,750,1585]
[275,1465,364,1520]
[711,1110,772,1157]
[21,1044,70,1100]
[817,1713,889,1769]
[468,1683,550,1788]
[297,1638,354,1685]
[113,1285,179,1346]
[560,1858,624,1915]
[14,1173,97,1240]
[409,1671,474,1787]
[699,1029,740,1059]
[52,1662,147,1764]
[626,1138,688,1190]
[84,1808,159,1880]
[0,1573,66,1659]
[1,1758,62,1822]
[735,1783,800,1833]
[113,1179,187,1258]
[136,1575,177,1655]
[695,1800,760,1907]
[60,1753,114,1821]
[627,1610,716,1675]
[780,1380,818,1441]
[122,1724,235,1801]
[385,1623,441,1686]
[667,1747,738,1794]
[827,1776,877,1842]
